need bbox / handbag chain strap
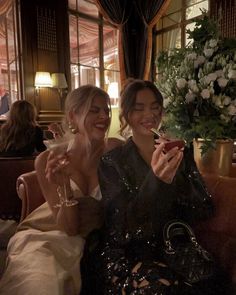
[164,220,203,254]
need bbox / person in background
[85,79,232,295]
[0,85,10,116]
[0,100,46,157]
[0,85,123,295]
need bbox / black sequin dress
[82,138,231,295]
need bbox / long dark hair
[119,79,163,137]
[0,100,38,151]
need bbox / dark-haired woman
[86,79,232,295]
[0,100,46,157]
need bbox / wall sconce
[51,73,68,97]
[51,73,68,109]
[34,71,52,95]
[107,82,119,107]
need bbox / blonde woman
[0,85,122,295]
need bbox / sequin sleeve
[99,153,176,240]
[128,148,214,230]
[99,146,214,239]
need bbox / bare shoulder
[106,137,125,152]
[34,150,49,173]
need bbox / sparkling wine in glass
[44,138,78,207]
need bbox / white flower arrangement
[156,14,236,153]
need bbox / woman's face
[128,88,162,138]
[82,95,111,141]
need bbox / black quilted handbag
[162,220,215,284]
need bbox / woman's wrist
[55,185,78,207]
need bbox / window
[0,0,21,116]
[69,15,100,88]
[103,25,120,107]
[154,0,209,75]
[68,0,120,107]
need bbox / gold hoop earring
[68,122,77,134]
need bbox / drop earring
[68,122,77,134]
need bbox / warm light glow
[34,72,52,87]
[107,82,118,98]
[51,73,68,89]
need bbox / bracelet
[56,185,78,207]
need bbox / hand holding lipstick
[150,128,185,152]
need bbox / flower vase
[193,139,234,176]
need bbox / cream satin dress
[0,180,102,295]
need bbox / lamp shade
[107,82,119,98]
[51,73,68,89]
[34,72,52,87]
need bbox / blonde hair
[0,100,38,151]
[63,85,111,153]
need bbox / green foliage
[155,13,236,154]
[187,11,219,50]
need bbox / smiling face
[75,95,111,142]
[85,95,111,141]
[128,88,162,138]
[66,85,111,148]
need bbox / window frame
[0,0,22,109]
[68,6,120,91]
[153,0,209,77]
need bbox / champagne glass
[44,138,79,207]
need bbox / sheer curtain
[94,0,171,85]
[0,0,12,15]
[0,0,13,38]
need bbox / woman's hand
[45,150,70,185]
[151,142,183,184]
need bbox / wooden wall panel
[20,0,70,124]
[210,0,236,38]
